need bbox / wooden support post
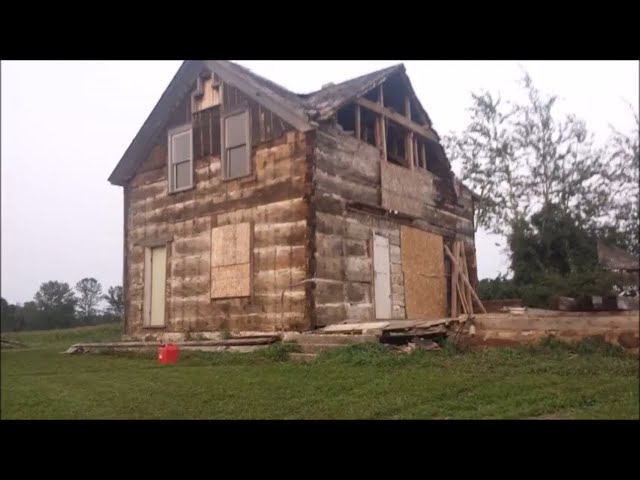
[450,241,459,318]
[461,246,473,315]
[407,132,414,169]
[355,104,361,141]
[420,142,426,169]
[444,244,487,314]
[374,120,378,148]
[379,85,387,161]
[354,97,439,142]
[381,117,387,161]
[413,137,419,168]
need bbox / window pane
[172,131,191,164]
[225,112,246,148]
[175,161,191,189]
[227,146,250,178]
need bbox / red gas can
[158,344,179,364]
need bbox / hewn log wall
[312,128,476,325]
[124,86,313,338]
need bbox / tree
[446,71,640,282]
[443,92,529,235]
[102,285,124,318]
[75,278,103,323]
[512,73,607,227]
[599,103,639,256]
[33,281,77,329]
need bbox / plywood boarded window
[222,110,251,180]
[168,124,193,192]
[211,222,252,298]
[400,226,447,319]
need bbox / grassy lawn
[1,324,638,419]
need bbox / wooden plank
[211,264,251,298]
[401,226,447,319]
[461,246,473,315]
[444,244,487,313]
[407,132,414,169]
[455,244,471,315]
[379,85,387,161]
[451,241,459,318]
[355,97,439,142]
[211,223,251,267]
[323,322,389,333]
[355,104,361,141]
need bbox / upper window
[222,110,251,180]
[168,124,193,193]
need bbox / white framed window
[168,124,193,192]
[222,110,251,180]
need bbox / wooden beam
[420,142,426,169]
[413,137,419,169]
[381,117,387,161]
[355,104,361,141]
[405,96,411,118]
[461,246,473,315]
[379,86,387,161]
[355,96,439,142]
[451,241,459,318]
[407,132,414,169]
[444,244,487,314]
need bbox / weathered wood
[451,241,459,318]
[355,104,361,140]
[323,322,389,333]
[444,244,486,313]
[461,246,473,315]
[355,97,439,142]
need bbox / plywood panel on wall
[211,264,251,298]
[211,222,252,298]
[211,223,251,267]
[400,226,447,319]
[381,162,434,218]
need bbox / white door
[145,246,167,326]
[373,234,392,319]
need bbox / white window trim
[221,109,252,180]
[168,123,194,193]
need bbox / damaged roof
[109,60,442,185]
[597,241,639,272]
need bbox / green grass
[1,325,638,419]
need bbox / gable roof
[109,60,442,186]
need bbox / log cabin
[108,60,480,340]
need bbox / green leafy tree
[33,281,77,329]
[444,92,528,234]
[599,104,639,255]
[102,285,124,318]
[75,278,103,324]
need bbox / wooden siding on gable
[223,83,290,147]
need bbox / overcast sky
[1,60,638,304]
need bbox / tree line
[1,279,123,332]
[444,71,638,306]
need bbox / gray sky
[2,60,638,304]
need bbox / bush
[479,271,623,308]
